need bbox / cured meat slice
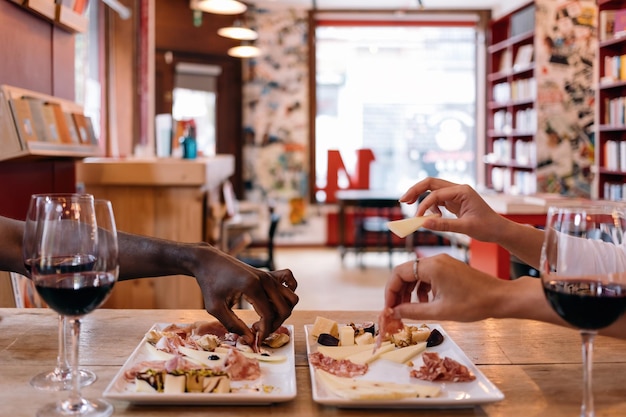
[375,307,404,348]
[308,351,368,378]
[410,352,476,382]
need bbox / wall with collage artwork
[241,7,310,233]
[534,0,597,197]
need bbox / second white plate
[305,323,504,408]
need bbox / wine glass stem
[581,330,596,417]
[56,315,70,376]
[66,318,84,412]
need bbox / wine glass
[540,204,626,417]
[24,194,97,391]
[30,197,119,417]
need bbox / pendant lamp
[191,0,247,15]
[218,20,259,41]
[228,43,262,58]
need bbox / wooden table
[3,308,626,416]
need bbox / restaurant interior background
[0,0,607,307]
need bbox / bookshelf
[0,84,100,161]
[486,0,598,198]
[596,0,626,201]
[486,1,537,195]
[12,0,88,33]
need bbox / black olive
[317,333,340,346]
[208,355,220,360]
[426,328,444,347]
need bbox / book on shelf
[40,101,61,143]
[615,9,626,38]
[22,96,51,142]
[63,111,81,143]
[73,0,89,14]
[44,101,72,144]
[513,44,533,70]
[72,112,96,144]
[600,10,616,41]
[8,97,39,143]
[499,49,512,73]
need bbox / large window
[315,18,482,202]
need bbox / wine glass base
[36,398,113,417]
[30,368,97,391]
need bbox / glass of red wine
[24,194,98,391]
[540,204,626,417]
[30,197,119,417]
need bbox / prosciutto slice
[375,307,404,349]
[410,352,476,382]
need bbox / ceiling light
[228,44,262,58]
[218,21,258,40]
[191,0,247,15]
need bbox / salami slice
[308,352,368,378]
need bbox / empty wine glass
[24,194,97,391]
[31,197,119,417]
[540,204,626,417]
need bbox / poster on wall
[242,7,311,237]
[534,0,597,198]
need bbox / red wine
[28,254,96,276]
[543,279,626,330]
[35,271,115,317]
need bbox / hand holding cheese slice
[386,215,440,238]
[316,369,440,400]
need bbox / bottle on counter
[181,123,197,159]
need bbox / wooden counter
[76,156,234,309]
[2,308,626,416]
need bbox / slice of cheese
[355,332,374,346]
[317,342,389,360]
[316,369,440,400]
[134,379,157,393]
[344,343,395,365]
[379,342,426,364]
[213,346,287,363]
[178,346,227,369]
[387,215,439,238]
[144,342,177,361]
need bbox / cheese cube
[339,325,355,346]
[312,316,339,339]
[163,374,186,393]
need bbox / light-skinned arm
[399,177,545,268]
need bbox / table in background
[335,189,403,262]
[3,308,626,416]
[472,194,548,279]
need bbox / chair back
[266,212,281,269]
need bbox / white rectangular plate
[305,323,504,408]
[103,323,296,405]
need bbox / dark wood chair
[353,202,395,269]
[237,211,281,271]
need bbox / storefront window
[315,21,479,202]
